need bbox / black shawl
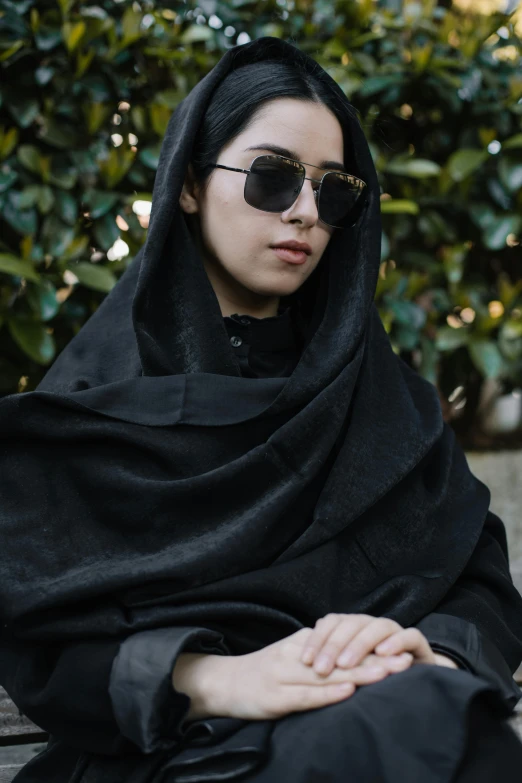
[1,36,521,782]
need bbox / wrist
[172,652,231,720]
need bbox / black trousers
[452,698,522,782]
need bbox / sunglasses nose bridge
[289,174,320,216]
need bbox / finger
[362,652,414,672]
[302,614,374,671]
[335,617,402,669]
[300,614,345,665]
[290,681,356,714]
[374,628,433,663]
[302,658,390,687]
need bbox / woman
[1,36,522,783]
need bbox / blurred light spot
[18,376,28,392]
[460,307,476,323]
[447,314,463,328]
[448,30,460,47]
[497,26,509,39]
[448,385,465,403]
[196,14,206,24]
[493,46,518,61]
[128,133,138,145]
[107,238,129,261]
[237,32,251,44]
[209,14,223,28]
[116,215,129,231]
[111,133,123,147]
[488,300,504,318]
[341,52,350,65]
[132,199,152,216]
[118,101,131,111]
[224,25,235,37]
[112,114,122,125]
[488,140,501,154]
[63,270,79,285]
[400,103,413,119]
[141,13,155,29]
[56,285,73,303]
[506,233,519,247]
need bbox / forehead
[231,99,345,169]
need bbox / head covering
[0,39,517,674]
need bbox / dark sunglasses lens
[245,156,303,212]
[319,172,365,226]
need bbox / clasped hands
[300,613,459,681]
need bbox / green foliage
[0,0,521,443]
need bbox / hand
[432,652,460,669]
[189,628,416,722]
[300,613,438,676]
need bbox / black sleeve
[414,510,522,712]
[108,626,231,754]
[0,626,230,757]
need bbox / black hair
[190,58,359,191]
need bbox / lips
[270,241,312,255]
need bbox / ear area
[179,163,200,214]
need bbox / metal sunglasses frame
[209,153,367,229]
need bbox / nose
[281,177,319,226]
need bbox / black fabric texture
[1,35,522,783]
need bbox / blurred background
[0,0,521,576]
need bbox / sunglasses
[209,154,367,229]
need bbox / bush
[0,0,521,447]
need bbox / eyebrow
[243,144,347,173]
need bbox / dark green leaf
[41,215,76,257]
[93,213,121,250]
[0,253,40,282]
[435,326,469,351]
[483,215,522,251]
[84,189,120,219]
[26,280,60,321]
[469,339,505,379]
[17,145,41,175]
[54,190,78,225]
[139,144,162,170]
[7,318,56,365]
[498,157,522,193]
[3,199,38,235]
[68,262,117,292]
[7,98,40,128]
[446,149,488,182]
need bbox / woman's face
[179,98,345,317]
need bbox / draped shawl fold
[1,35,522,781]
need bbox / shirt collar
[223,305,296,352]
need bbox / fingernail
[376,641,392,653]
[302,648,314,664]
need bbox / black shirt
[223,304,301,379]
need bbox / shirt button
[230,335,243,347]
[239,317,250,325]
